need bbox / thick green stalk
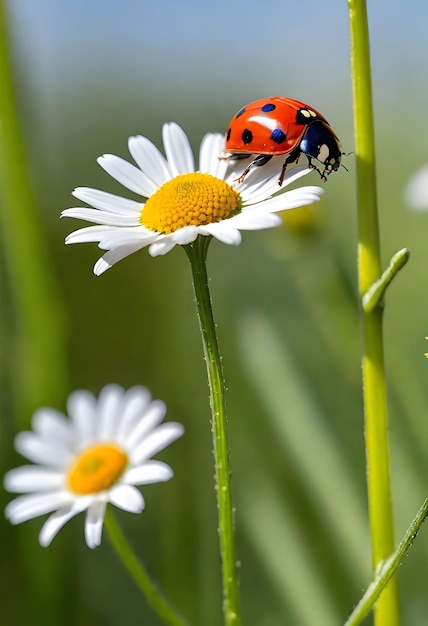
[104,508,187,626]
[0,4,70,625]
[348,1,399,624]
[0,0,68,422]
[184,237,240,626]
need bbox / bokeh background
[1,1,428,625]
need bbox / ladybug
[224,96,342,186]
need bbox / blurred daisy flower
[62,123,324,275]
[404,164,428,211]
[4,385,184,548]
[280,201,324,236]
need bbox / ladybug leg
[220,153,250,162]
[278,163,287,187]
[306,156,327,181]
[279,148,301,186]
[234,154,273,183]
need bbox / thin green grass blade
[238,311,370,581]
[238,466,342,626]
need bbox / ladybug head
[299,120,341,178]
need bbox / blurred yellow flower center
[140,172,241,234]
[280,202,320,235]
[67,444,128,495]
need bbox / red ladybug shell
[225,96,332,156]
[224,96,342,185]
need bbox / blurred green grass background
[2,1,428,625]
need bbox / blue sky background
[7,0,428,108]
[6,0,428,190]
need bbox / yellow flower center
[140,172,241,234]
[67,443,128,495]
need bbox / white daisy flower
[4,384,184,549]
[404,164,428,211]
[61,123,325,275]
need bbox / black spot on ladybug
[235,107,247,119]
[295,109,313,125]
[271,128,287,144]
[261,103,276,113]
[226,128,231,142]
[242,129,253,144]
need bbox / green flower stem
[184,237,241,626]
[104,507,187,626]
[344,499,428,626]
[348,1,400,624]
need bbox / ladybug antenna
[339,150,352,173]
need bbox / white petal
[229,162,312,203]
[4,466,64,492]
[241,161,308,191]
[66,224,154,250]
[71,187,143,214]
[93,242,149,275]
[251,186,324,213]
[116,387,152,444]
[61,208,139,226]
[222,160,251,186]
[405,164,428,210]
[97,154,156,197]
[93,257,112,276]
[132,422,184,464]
[162,123,195,176]
[283,165,318,186]
[169,225,199,245]
[84,500,107,549]
[148,238,178,257]
[109,485,145,513]
[32,408,74,448]
[223,155,279,188]
[128,135,171,187]
[39,501,89,547]
[97,384,125,439]
[5,491,72,524]
[124,399,167,448]
[237,166,287,201]
[65,224,116,244]
[94,228,155,249]
[237,164,308,203]
[199,133,227,178]
[228,212,283,230]
[203,221,243,245]
[147,227,199,256]
[238,177,279,204]
[14,432,74,467]
[67,390,98,446]
[124,460,174,485]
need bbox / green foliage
[2,9,428,626]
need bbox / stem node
[362,248,410,313]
